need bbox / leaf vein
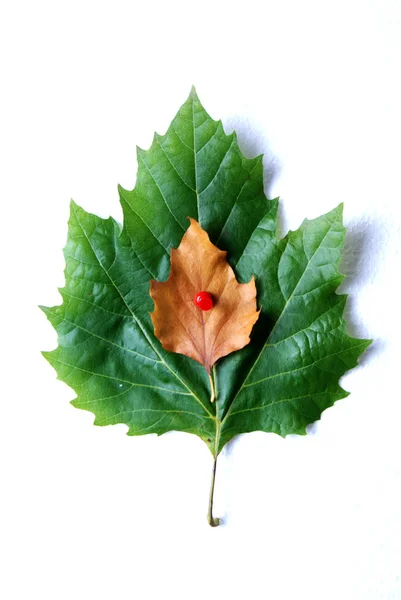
[199,139,235,196]
[139,153,186,232]
[156,138,196,192]
[215,160,259,246]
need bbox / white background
[1,1,401,598]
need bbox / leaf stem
[208,365,220,526]
[207,453,220,527]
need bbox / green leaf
[42,88,370,517]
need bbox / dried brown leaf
[150,219,259,373]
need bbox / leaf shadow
[339,216,383,352]
[306,217,383,437]
[223,116,282,200]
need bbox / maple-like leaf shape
[41,88,371,524]
[150,218,259,374]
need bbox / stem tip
[207,515,220,527]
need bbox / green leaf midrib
[192,93,201,223]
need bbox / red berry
[194,291,213,311]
